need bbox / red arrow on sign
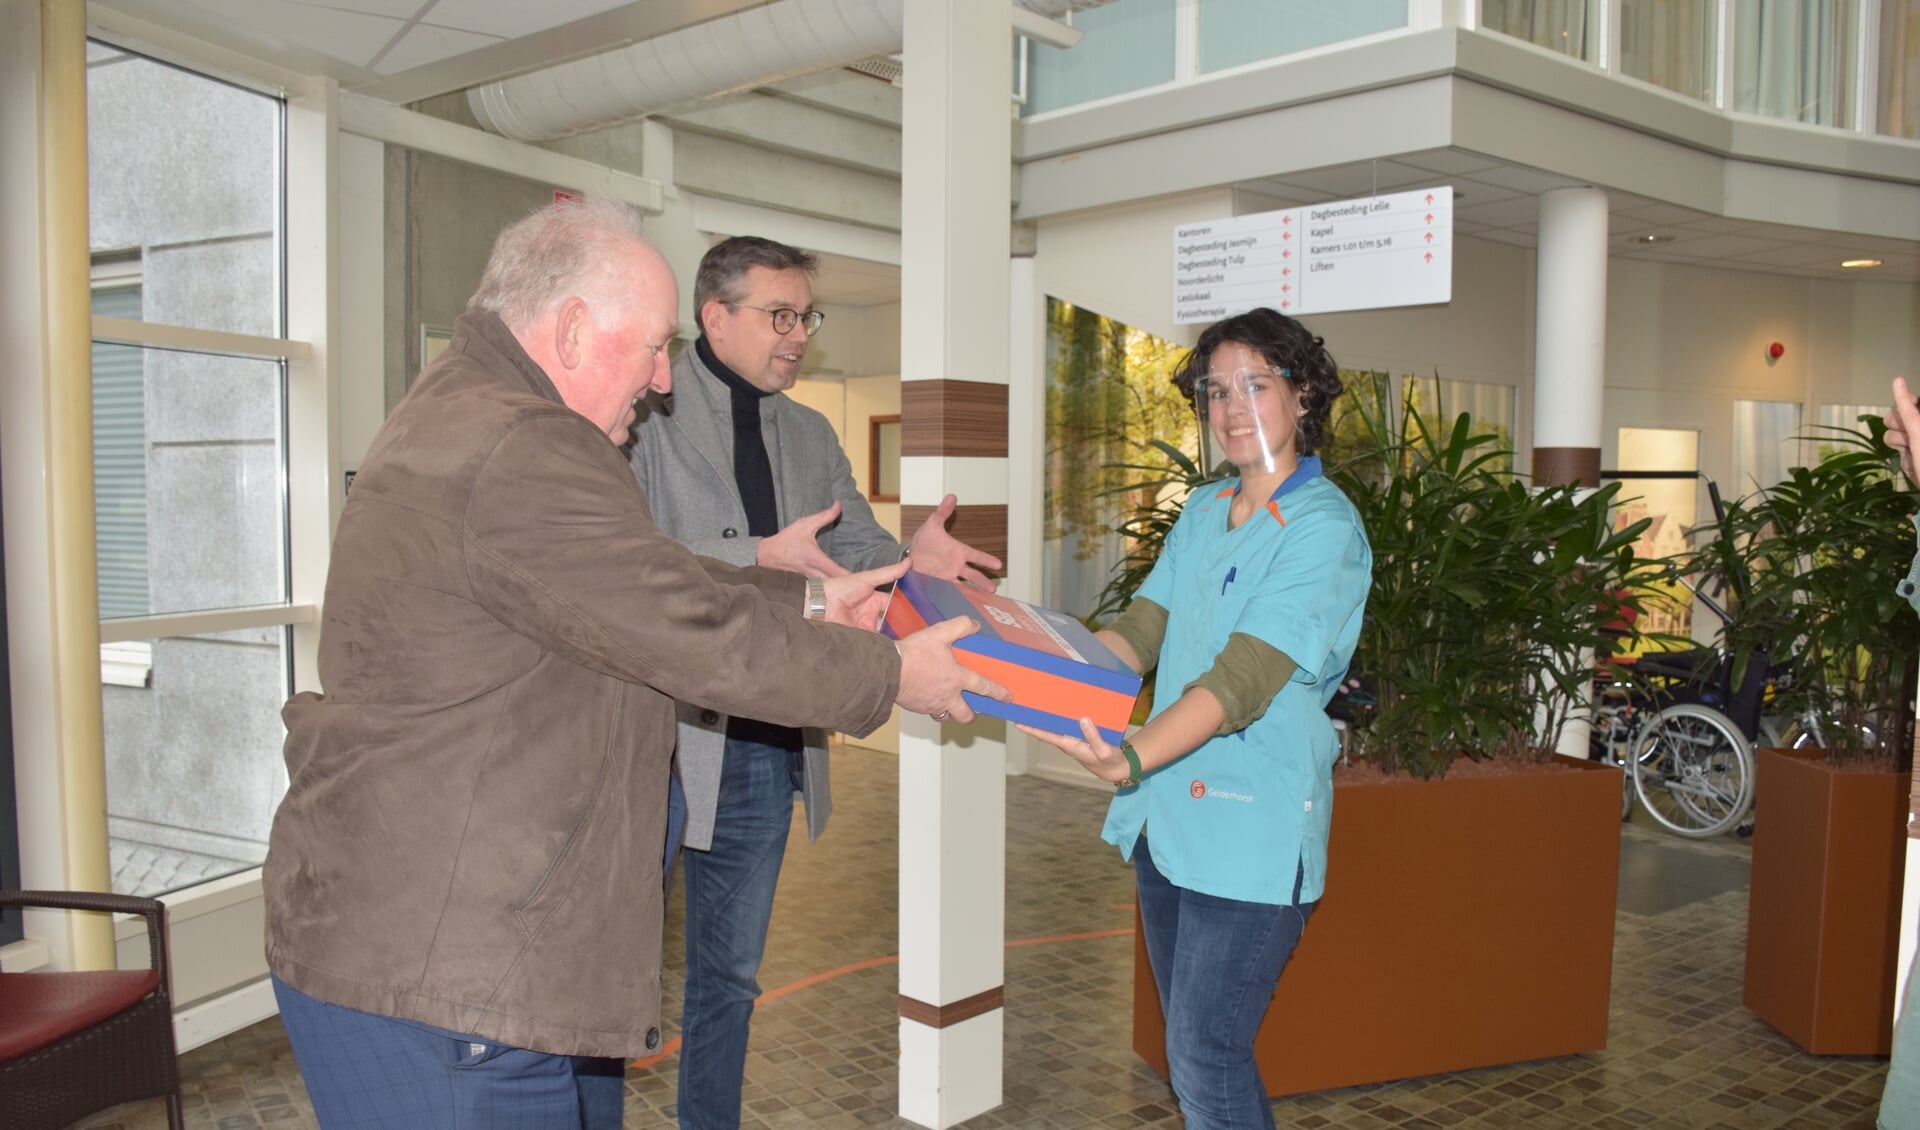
[1424,252,1433,263]
[1425,213,1434,223]
[1281,300,1292,309]
[1282,284,1291,293]
[1282,230,1292,240]
[1424,232,1434,243]
[1425,193,1434,204]
[1283,214,1292,224]
[1282,267,1292,277]
[1282,249,1292,259]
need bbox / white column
[1003,250,1040,777]
[1532,186,1610,759]
[1531,185,1609,482]
[897,2,1011,1127]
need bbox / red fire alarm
[1768,342,1785,359]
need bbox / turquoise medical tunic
[1102,456,1371,907]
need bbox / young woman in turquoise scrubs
[1020,307,1372,1129]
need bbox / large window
[1620,0,1719,102]
[1198,0,1409,74]
[1731,398,1805,495]
[1022,0,1412,116]
[1879,0,1919,137]
[1483,0,1599,62]
[1731,0,1860,128]
[1024,0,1175,115]
[88,44,292,897]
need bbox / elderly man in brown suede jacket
[261,196,1001,1130]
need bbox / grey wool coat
[628,344,905,849]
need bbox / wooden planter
[1743,747,1907,1055]
[1132,754,1623,1095]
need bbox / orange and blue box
[881,571,1142,744]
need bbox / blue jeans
[1133,834,1314,1130]
[272,974,624,1129]
[676,737,798,1130]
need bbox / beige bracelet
[805,577,828,621]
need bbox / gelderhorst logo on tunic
[1191,779,1255,803]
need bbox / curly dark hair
[1171,307,1343,457]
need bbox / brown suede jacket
[263,311,898,1057]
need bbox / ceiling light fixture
[1634,234,1674,244]
[1840,258,1882,269]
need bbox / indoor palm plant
[1325,372,1665,776]
[1723,418,1920,1055]
[1709,419,1920,762]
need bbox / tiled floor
[78,746,1895,1129]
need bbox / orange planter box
[882,572,1141,744]
[1743,747,1907,1055]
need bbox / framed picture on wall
[869,415,900,503]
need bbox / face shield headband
[1196,366,1299,479]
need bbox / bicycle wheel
[1631,703,1754,839]
[1588,704,1634,822]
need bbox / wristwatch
[1117,740,1144,788]
[805,577,828,621]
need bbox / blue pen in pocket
[1221,565,1237,595]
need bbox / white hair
[468,195,649,330]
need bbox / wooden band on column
[901,380,1008,458]
[1531,446,1600,489]
[899,985,1004,1029]
[900,503,1007,568]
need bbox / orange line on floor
[629,925,1133,1069]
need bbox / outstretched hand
[894,615,1010,722]
[821,560,908,631]
[909,494,1003,591]
[1015,718,1132,785]
[758,502,849,578]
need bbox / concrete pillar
[896,2,1011,1126]
[1530,186,1609,489]
[1532,186,1610,759]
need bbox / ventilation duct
[468,0,1109,143]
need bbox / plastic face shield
[1197,367,1295,478]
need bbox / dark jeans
[676,736,798,1130]
[272,974,623,1129]
[1133,834,1314,1130]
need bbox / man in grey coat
[628,236,1000,1130]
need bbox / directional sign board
[1173,186,1453,324]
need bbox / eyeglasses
[726,302,826,337]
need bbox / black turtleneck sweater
[696,336,803,756]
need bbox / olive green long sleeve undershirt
[1105,597,1300,734]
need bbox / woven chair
[0,890,184,1130]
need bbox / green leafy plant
[1328,373,1665,778]
[1089,438,1222,624]
[1706,420,1920,764]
